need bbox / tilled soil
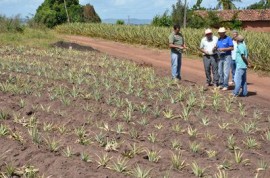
[63,35,270,106]
[0,44,270,178]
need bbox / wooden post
[183,0,187,28]
[64,0,70,23]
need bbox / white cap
[218,27,226,33]
[205,28,212,35]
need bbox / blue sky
[0,0,261,19]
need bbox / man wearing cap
[169,24,188,81]
[199,29,219,87]
[233,35,248,97]
[216,27,234,91]
[230,30,246,85]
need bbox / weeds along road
[64,35,270,106]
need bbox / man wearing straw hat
[216,27,234,91]
[233,35,249,97]
[199,28,219,87]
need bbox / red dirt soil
[64,35,270,106]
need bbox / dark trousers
[203,55,219,85]
[231,60,236,82]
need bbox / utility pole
[64,0,72,49]
[183,0,187,28]
[64,0,70,23]
[178,0,181,26]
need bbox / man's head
[232,30,239,40]
[173,24,181,33]
[218,27,226,38]
[205,28,213,40]
[236,35,244,43]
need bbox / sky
[0,0,261,19]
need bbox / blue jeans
[171,52,182,79]
[218,55,231,88]
[231,60,236,82]
[233,68,248,96]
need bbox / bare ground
[63,35,270,106]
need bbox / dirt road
[64,35,270,106]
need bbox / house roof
[196,9,270,22]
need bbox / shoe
[205,83,211,87]
[213,84,218,88]
[222,87,228,91]
[230,93,238,97]
[172,78,180,84]
[217,85,223,89]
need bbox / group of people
[169,24,249,97]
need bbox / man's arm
[199,39,208,54]
[218,46,234,52]
[241,54,248,66]
[218,37,234,52]
[169,43,184,49]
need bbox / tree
[186,12,206,28]
[192,0,205,10]
[171,0,185,26]
[151,10,172,27]
[34,0,101,28]
[247,0,270,9]
[206,11,221,28]
[116,20,125,25]
[216,0,242,10]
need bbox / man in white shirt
[200,29,219,87]
[230,30,238,85]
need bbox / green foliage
[151,1,220,29]
[216,0,241,10]
[206,11,221,28]
[0,28,58,48]
[34,0,100,28]
[187,12,206,28]
[247,0,270,9]
[0,15,24,33]
[152,11,172,27]
[221,12,242,29]
[192,0,205,10]
[171,1,185,26]
[116,20,125,25]
[56,23,270,72]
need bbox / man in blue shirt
[233,35,248,97]
[216,27,234,91]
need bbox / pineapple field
[0,29,270,178]
[55,23,270,72]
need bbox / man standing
[169,24,187,81]
[216,27,234,91]
[199,29,219,87]
[233,35,248,97]
[231,30,245,85]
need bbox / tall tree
[35,0,83,28]
[35,0,101,28]
[216,0,242,10]
[171,0,185,26]
[247,0,270,9]
[192,0,204,10]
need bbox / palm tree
[216,0,242,10]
